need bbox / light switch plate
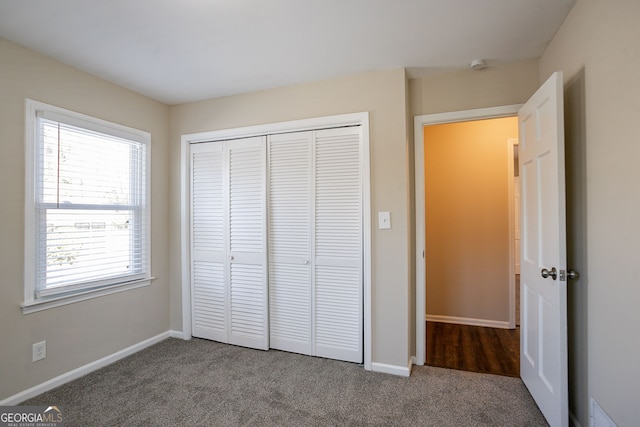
[378,211,391,229]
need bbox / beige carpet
[23,338,547,426]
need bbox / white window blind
[28,104,150,301]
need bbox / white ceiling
[0,0,575,105]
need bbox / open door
[519,71,568,427]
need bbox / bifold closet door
[268,127,363,363]
[268,131,313,355]
[190,137,268,350]
[313,127,363,363]
[191,142,226,343]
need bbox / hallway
[426,321,520,377]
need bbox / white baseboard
[426,314,511,329]
[169,329,188,339]
[0,331,171,405]
[371,361,411,377]
[412,354,424,366]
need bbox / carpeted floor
[23,338,547,426]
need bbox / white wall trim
[507,138,518,329]
[414,104,523,366]
[21,278,153,315]
[180,112,372,369]
[361,115,372,371]
[169,330,186,339]
[426,314,511,329]
[182,112,368,144]
[371,361,411,377]
[0,331,171,406]
[415,105,523,126]
[180,134,192,341]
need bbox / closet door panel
[227,137,268,350]
[315,265,362,361]
[268,132,313,355]
[191,125,363,362]
[314,127,363,363]
[269,264,311,353]
[229,263,266,343]
[192,261,225,340]
[191,143,227,342]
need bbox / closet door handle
[228,255,234,261]
[303,260,309,265]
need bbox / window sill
[21,277,155,315]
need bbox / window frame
[23,99,152,314]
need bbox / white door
[519,71,568,427]
[226,137,268,350]
[191,142,226,343]
[267,127,363,364]
[268,131,313,355]
[190,137,268,350]
[314,127,363,363]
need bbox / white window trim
[22,99,152,314]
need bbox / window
[24,100,151,311]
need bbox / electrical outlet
[32,341,46,362]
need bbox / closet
[189,126,363,364]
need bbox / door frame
[508,137,519,329]
[180,112,372,370]
[414,105,522,366]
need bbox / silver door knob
[229,255,234,261]
[303,260,309,265]
[567,270,579,280]
[541,267,557,280]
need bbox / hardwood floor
[426,321,520,377]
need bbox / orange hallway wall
[425,116,518,323]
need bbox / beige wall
[410,59,540,116]
[424,117,518,322]
[0,39,171,401]
[6,4,639,423]
[169,69,412,367]
[540,0,640,425]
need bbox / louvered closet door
[268,127,363,363]
[268,132,313,355]
[190,143,227,342]
[190,137,268,350]
[314,127,363,363]
[226,137,268,350]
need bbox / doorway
[422,116,519,377]
[414,104,523,367]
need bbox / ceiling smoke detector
[470,59,487,70]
